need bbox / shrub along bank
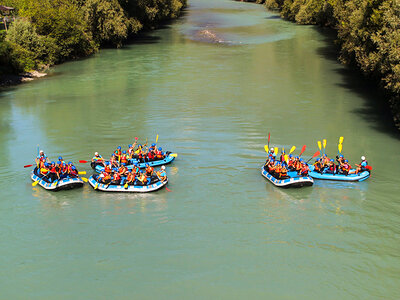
[0,0,186,76]
[244,0,400,129]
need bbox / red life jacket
[113,173,120,181]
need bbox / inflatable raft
[88,174,168,193]
[261,166,314,188]
[93,154,175,173]
[31,168,84,191]
[308,165,370,182]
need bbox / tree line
[244,0,400,129]
[0,0,186,75]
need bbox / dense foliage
[246,0,400,127]
[0,0,186,74]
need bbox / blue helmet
[295,156,299,159]
[289,154,293,158]
[344,159,348,163]
[122,150,126,154]
[158,147,162,150]
[138,144,142,147]
[71,166,76,170]
[145,163,149,167]
[58,156,62,160]
[68,161,72,165]
[122,163,126,166]
[117,146,121,150]
[300,158,303,162]
[340,155,344,158]
[63,163,66,166]
[51,161,55,164]
[134,163,138,166]
[330,159,334,162]
[151,143,156,147]
[105,161,110,165]
[44,162,49,167]
[316,158,320,161]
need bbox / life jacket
[120,155,128,164]
[156,150,163,159]
[118,166,127,175]
[146,166,154,176]
[300,165,309,175]
[104,166,112,173]
[40,167,49,174]
[341,163,350,171]
[314,162,321,171]
[50,166,57,173]
[70,169,78,176]
[102,172,111,181]
[280,167,287,176]
[93,155,102,161]
[148,152,155,159]
[127,173,135,182]
[138,173,147,183]
[280,154,285,162]
[113,173,120,181]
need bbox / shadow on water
[314,27,400,139]
[265,15,281,20]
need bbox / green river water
[1,0,400,298]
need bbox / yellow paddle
[78,171,86,175]
[317,141,322,151]
[323,139,327,155]
[289,146,296,154]
[170,153,178,158]
[94,182,99,189]
[156,134,159,143]
[274,147,278,156]
[339,136,344,144]
[338,143,343,153]
[32,180,39,187]
[264,145,269,153]
[284,154,289,164]
[81,177,88,182]
[124,182,129,189]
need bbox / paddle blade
[323,139,327,149]
[156,134,159,143]
[284,154,289,164]
[81,177,88,182]
[94,182,99,190]
[366,165,373,171]
[299,145,306,156]
[274,147,278,156]
[135,137,138,140]
[79,160,88,163]
[124,183,128,189]
[166,187,172,192]
[268,132,270,143]
[264,145,269,153]
[289,146,296,154]
[24,164,34,168]
[339,136,344,144]
[313,150,321,158]
[78,171,86,175]
[32,180,39,187]
[170,153,178,158]
[338,143,343,153]
[317,141,322,151]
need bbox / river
[1,0,400,298]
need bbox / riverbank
[0,0,187,87]
[238,0,400,130]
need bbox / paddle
[24,164,34,168]
[274,147,278,156]
[124,182,129,189]
[156,134,159,143]
[78,171,86,175]
[306,151,321,163]
[32,173,49,186]
[264,145,269,153]
[166,187,172,192]
[317,141,322,152]
[339,136,344,144]
[338,143,343,154]
[79,160,88,163]
[284,154,289,164]
[170,153,178,158]
[268,132,270,149]
[299,145,306,156]
[289,146,296,154]
[323,139,327,155]
[366,165,373,171]
[81,177,88,182]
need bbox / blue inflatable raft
[88,174,168,193]
[93,154,176,173]
[261,166,314,188]
[31,169,84,191]
[308,165,370,182]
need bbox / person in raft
[325,159,337,174]
[354,156,369,174]
[91,152,105,167]
[35,150,50,169]
[156,166,167,182]
[339,159,351,175]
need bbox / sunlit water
[1,0,400,298]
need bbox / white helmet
[95,152,99,156]
[161,165,166,170]
[270,147,274,151]
[361,156,366,160]
[39,150,44,154]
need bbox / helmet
[58,156,62,160]
[270,147,274,151]
[134,163,138,166]
[145,163,149,167]
[105,161,109,165]
[122,150,126,154]
[122,163,126,166]
[340,155,343,158]
[44,162,49,167]
[295,156,299,159]
[151,143,156,147]
[330,159,334,162]
[117,146,121,150]
[138,144,142,147]
[63,163,66,166]
[72,166,76,170]
[316,158,320,161]
[300,158,303,162]
[95,152,99,156]
[51,161,55,164]
[345,159,348,163]
[161,166,166,170]
[289,154,292,158]
[128,144,132,148]
[39,150,44,154]
[361,156,366,160]
[158,147,162,150]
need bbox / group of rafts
[261,135,373,188]
[26,137,177,193]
